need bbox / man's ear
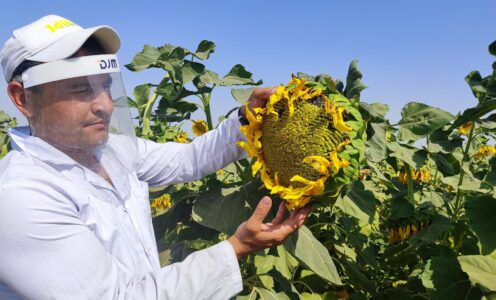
[7,81,30,117]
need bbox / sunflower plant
[122,40,496,299]
[0,110,16,159]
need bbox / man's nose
[91,88,113,114]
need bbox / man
[0,15,309,299]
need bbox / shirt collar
[8,126,82,167]
[8,126,131,200]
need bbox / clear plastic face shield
[21,54,138,187]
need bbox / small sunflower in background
[398,166,431,184]
[192,119,209,137]
[151,193,172,213]
[475,145,496,159]
[457,122,473,136]
[175,132,189,143]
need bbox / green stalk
[404,164,415,207]
[201,93,214,131]
[200,92,217,181]
[453,125,476,217]
[141,90,159,136]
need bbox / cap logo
[44,19,77,33]
[99,58,118,70]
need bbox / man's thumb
[249,196,272,224]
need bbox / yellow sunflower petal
[302,155,331,175]
[332,107,352,133]
[252,159,263,176]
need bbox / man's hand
[227,196,310,259]
[240,87,276,119]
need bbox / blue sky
[1,0,495,126]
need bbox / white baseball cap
[0,15,120,82]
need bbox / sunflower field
[2,39,496,299]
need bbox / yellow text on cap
[45,19,76,33]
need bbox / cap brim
[27,25,120,62]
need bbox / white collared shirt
[0,112,246,299]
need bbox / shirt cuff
[226,109,248,143]
[217,240,243,296]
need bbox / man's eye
[70,86,91,93]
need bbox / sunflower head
[238,75,364,209]
[192,119,209,137]
[398,166,430,184]
[475,145,496,159]
[151,193,172,210]
[458,122,473,136]
[175,132,189,143]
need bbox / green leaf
[338,258,376,293]
[160,46,188,62]
[431,152,460,177]
[388,142,428,169]
[194,40,216,60]
[192,181,264,235]
[254,246,298,288]
[344,60,366,100]
[0,111,12,123]
[465,194,496,255]
[221,64,262,86]
[301,292,338,300]
[465,71,486,102]
[458,255,496,291]
[359,102,389,122]
[397,102,455,141]
[490,40,496,56]
[155,98,197,122]
[390,197,414,220]
[365,122,387,162]
[125,45,161,72]
[422,190,445,208]
[194,70,223,87]
[480,113,496,129]
[342,181,377,223]
[428,128,463,153]
[157,44,184,56]
[156,82,182,101]
[236,290,258,300]
[421,256,482,300]
[409,214,451,246]
[451,99,496,128]
[160,60,183,84]
[181,60,205,84]
[284,226,342,285]
[231,87,256,105]
[133,83,152,109]
[253,288,291,300]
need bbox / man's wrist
[227,235,248,260]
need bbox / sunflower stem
[453,124,476,218]
[201,93,214,130]
[405,164,415,207]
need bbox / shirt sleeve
[136,111,247,186]
[0,183,242,300]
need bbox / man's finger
[247,196,272,227]
[271,201,287,225]
[251,87,276,101]
[281,206,310,233]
